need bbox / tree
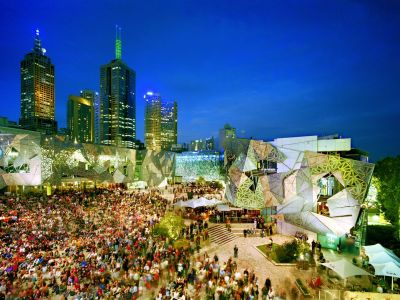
[153,212,185,240]
[374,155,400,239]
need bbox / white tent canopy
[175,197,223,209]
[373,262,400,290]
[368,251,400,266]
[374,262,400,277]
[322,259,371,279]
[208,198,223,206]
[173,200,188,208]
[363,244,398,259]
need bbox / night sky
[1,0,399,161]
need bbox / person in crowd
[234,245,238,258]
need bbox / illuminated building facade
[20,29,57,134]
[224,136,374,250]
[189,137,215,151]
[219,124,236,151]
[67,95,94,143]
[175,151,221,182]
[161,100,177,151]
[144,92,161,151]
[80,90,100,144]
[100,27,136,148]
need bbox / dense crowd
[172,183,223,201]
[154,253,275,300]
[0,189,173,299]
[0,187,278,299]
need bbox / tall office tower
[144,92,161,151]
[100,26,136,148]
[205,136,215,150]
[67,95,94,143]
[160,100,177,151]
[80,90,100,144]
[20,29,57,134]
[219,124,236,151]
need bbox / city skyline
[1,1,400,160]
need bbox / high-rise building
[161,100,177,151]
[219,124,236,151]
[205,137,215,150]
[20,29,57,134]
[144,91,178,151]
[144,92,161,151]
[100,27,136,148]
[189,137,214,151]
[67,95,94,143]
[80,90,100,144]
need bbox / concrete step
[208,224,238,246]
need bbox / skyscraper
[144,92,161,151]
[161,100,177,151]
[80,90,100,144]
[67,95,94,143]
[100,27,136,148]
[219,124,236,151]
[20,29,57,134]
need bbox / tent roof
[368,251,400,266]
[363,244,397,257]
[322,259,371,279]
[373,262,400,278]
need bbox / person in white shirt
[267,286,275,300]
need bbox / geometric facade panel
[224,137,374,236]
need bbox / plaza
[1,3,399,297]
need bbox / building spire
[34,28,42,53]
[115,25,122,60]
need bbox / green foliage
[153,212,185,240]
[173,239,190,249]
[274,240,299,263]
[207,180,223,189]
[258,240,312,264]
[366,225,400,252]
[196,176,206,185]
[374,156,400,239]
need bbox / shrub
[173,239,190,249]
[152,212,185,240]
[366,225,400,253]
[274,240,299,263]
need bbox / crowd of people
[172,183,223,202]
[0,186,281,299]
[154,253,275,300]
[0,188,176,299]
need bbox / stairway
[208,224,237,246]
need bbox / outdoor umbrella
[173,200,189,208]
[368,251,400,266]
[373,261,400,290]
[363,244,398,259]
[208,198,223,206]
[185,197,211,208]
[322,258,372,286]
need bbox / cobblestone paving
[206,234,317,295]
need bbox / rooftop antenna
[115,25,122,60]
[34,28,42,53]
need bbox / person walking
[234,245,238,258]
[267,286,275,300]
[264,277,271,292]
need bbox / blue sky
[1,0,399,161]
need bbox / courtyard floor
[203,234,377,299]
